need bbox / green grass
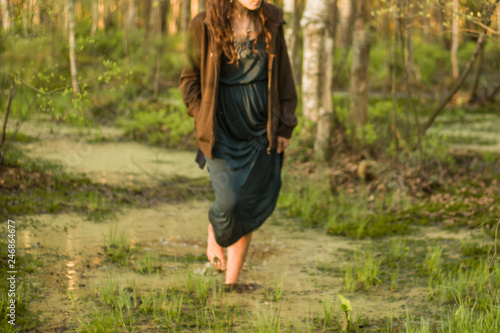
[102,225,132,265]
[78,271,240,332]
[0,240,43,331]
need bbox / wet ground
[6,118,488,331]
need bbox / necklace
[231,19,252,60]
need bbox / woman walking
[180,0,298,289]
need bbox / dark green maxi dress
[204,36,282,247]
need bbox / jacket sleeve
[276,24,298,139]
[179,17,202,118]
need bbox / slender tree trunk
[422,0,430,43]
[123,0,137,64]
[434,2,447,48]
[314,0,336,161]
[91,0,98,36]
[301,0,329,123]
[451,0,459,79]
[144,0,152,40]
[497,3,500,37]
[125,0,137,29]
[1,0,11,33]
[391,3,399,152]
[348,0,370,141]
[181,0,191,33]
[31,0,41,28]
[23,1,29,35]
[169,0,180,35]
[468,46,484,104]
[160,0,170,35]
[338,0,355,47]
[98,0,106,30]
[149,0,163,99]
[67,0,80,97]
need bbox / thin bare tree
[300,0,329,123]
[181,0,191,33]
[67,0,80,97]
[348,0,370,142]
[451,0,460,79]
[314,0,336,161]
[1,0,12,33]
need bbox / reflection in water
[66,229,77,294]
[66,261,77,291]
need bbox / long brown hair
[205,0,275,65]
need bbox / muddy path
[10,119,477,332]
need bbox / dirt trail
[12,119,474,331]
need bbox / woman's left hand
[277,136,291,153]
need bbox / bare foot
[207,224,226,271]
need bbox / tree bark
[181,0,191,33]
[160,0,170,35]
[144,0,152,40]
[314,0,336,161]
[300,0,329,123]
[1,0,11,33]
[348,0,370,141]
[451,0,459,79]
[91,0,98,36]
[467,46,484,104]
[125,0,137,30]
[67,0,80,97]
[338,0,355,47]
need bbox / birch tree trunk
[1,0,11,33]
[451,0,459,79]
[348,0,370,141]
[314,1,336,161]
[67,0,80,97]
[301,0,329,123]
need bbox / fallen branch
[419,32,486,136]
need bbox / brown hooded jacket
[179,2,298,165]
